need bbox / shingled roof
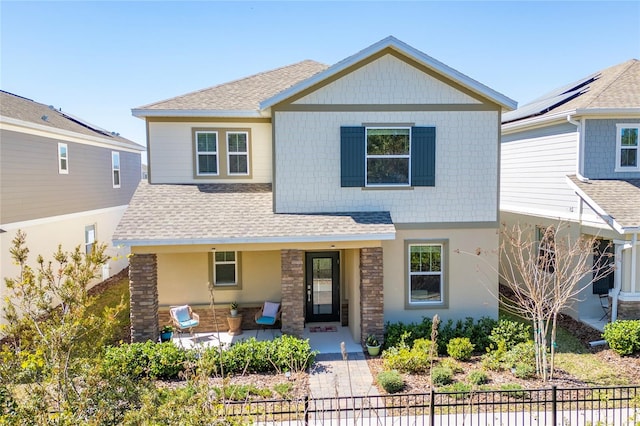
[113,182,395,245]
[132,60,328,115]
[503,59,640,124]
[0,90,143,149]
[567,175,640,233]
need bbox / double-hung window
[112,152,121,188]
[616,124,639,171]
[366,128,410,186]
[227,132,249,175]
[85,224,96,255]
[213,251,238,287]
[408,243,444,306]
[536,226,556,274]
[341,126,435,188]
[196,131,219,175]
[58,143,68,174]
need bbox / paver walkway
[308,352,379,398]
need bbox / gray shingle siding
[584,119,640,179]
[1,129,141,224]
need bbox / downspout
[632,233,638,294]
[567,115,589,182]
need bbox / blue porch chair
[254,301,281,336]
[169,305,200,335]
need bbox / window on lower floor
[536,226,556,274]
[195,131,219,175]
[211,251,239,287]
[408,242,444,305]
[58,143,68,174]
[616,124,639,171]
[85,224,96,255]
[112,152,121,188]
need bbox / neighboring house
[114,36,516,344]
[0,90,144,323]
[500,59,640,325]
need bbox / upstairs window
[341,126,435,188]
[227,132,249,175]
[366,128,410,186]
[195,131,219,175]
[58,143,68,174]
[112,152,121,188]
[616,124,639,171]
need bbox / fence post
[304,395,309,426]
[551,385,557,426]
[430,389,436,426]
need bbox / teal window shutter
[341,126,365,187]
[411,127,436,186]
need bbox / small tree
[457,222,614,381]
[1,230,125,420]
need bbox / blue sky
[2,1,639,151]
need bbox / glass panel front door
[305,252,340,322]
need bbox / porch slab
[171,323,362,354]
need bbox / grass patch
[554,353,629,386]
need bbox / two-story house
[0,90,144,323]
[500,59,640,326]
[114,37,516,344]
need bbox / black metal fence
[222,385,640,425]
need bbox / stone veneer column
[281,249,304,336]
[129,253,159,343]
[617,299,640,320]
[360,247,384,346]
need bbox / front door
[593,239,615,295]
[305,252,340,323]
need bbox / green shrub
[447,337,475,361]
[467,370,488,385]
[489,320,531,351]
[603,320,640,356]
[377,370,404,393]
[273,382,293,399]
[382,338,434,374]
[439,382,472,399]
[500,383,529,399]
[213,384,272,401]
[438,358,463,374]
[512,363,536,379]
[384,316,497,354]
[503,341,535,368]
[431,366,453,386]
[101,342,189,380]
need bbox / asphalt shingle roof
[135,60,328,112]
[113,182,395,245]
[568,175,640,230]
[0,90,143,149]
[504,59,640,123]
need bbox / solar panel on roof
[58,111,113,137]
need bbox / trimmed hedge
[603,320,640,356]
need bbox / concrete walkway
[308,352,378,398]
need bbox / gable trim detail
[274,104,499,112]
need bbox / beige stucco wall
[156,249,282,307]
[382,227,499,324]
[1,206,130,325]
[147,120,272,184]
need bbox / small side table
[227,315,243,336]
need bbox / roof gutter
[566,114,589,182]
[502,108,640,134]
[131,109,264,119]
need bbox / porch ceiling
[113,181,395,246]
[567,175,640,233]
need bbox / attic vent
[111,131,120,136]
[41,115,48,122]
[48,105,55,110]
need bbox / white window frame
[407,243,443,306]
[195,131,219,176]
[111,151,121,188]
[213,251,238,287]
[615,124,640,172]
[85,224,96,255]
[365,127,411,187]
[58,143,68,174]
[226,131,250,176]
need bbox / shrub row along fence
[221,385,640,425]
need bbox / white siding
[294,55,481,105]
[501,131,579,219]
[274,110,499,223]
[148,121,272,184]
